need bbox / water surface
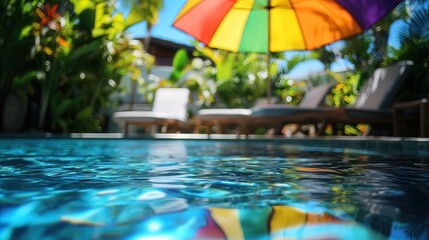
[0,139,428,239]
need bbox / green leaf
[169,70,181,83]
[13,71,40,87]
[54,98,74,118]
[172,49,189,72]
[216,54,234,81]
[66,39,102,63]
[123,1,163,28]
[286,53,313,72]
[269,61,278,77]
[19,25,33,40]
[58,120,69,132]
[76,106,93,121]
[344,125,362,135]
[125,6,146,28]
[92,1,110,37]
[169,49,190,82]
[71,0,94,15]
[108,14,126,37]
[77,8,96,32]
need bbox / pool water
[0,138,428,239]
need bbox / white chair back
[152,88,190,121]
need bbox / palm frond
[283,52,315,73]
[398,8,429,45]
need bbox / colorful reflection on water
[0,139,428,239]
[130,204,384,240]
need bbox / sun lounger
[393,98,428,137]
[240,60,414,136]
[264,60,413,136]
[113,88,192,134]
[313,60,414,135]
[193,84,333,134]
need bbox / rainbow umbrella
[173,0,402,52]
[173,0,403,100]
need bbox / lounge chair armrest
[393,98,428,109]
[393,98,428,137]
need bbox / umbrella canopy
[173,0,403,53]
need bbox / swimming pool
[1,137,428,239]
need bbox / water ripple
[0,139,428,239]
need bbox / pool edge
[0,133,428,157]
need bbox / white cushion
[197,108,251,116]
[113,111,183,123]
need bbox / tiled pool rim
[1,133,428,158]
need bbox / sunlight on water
[0,139,428,239]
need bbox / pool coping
[1,133,428,157]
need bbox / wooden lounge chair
[193,108,252,134]
[393,97,428,137]
[193,84,333,135]
[113,88,192,134]
[266,60,413,136]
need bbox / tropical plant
[274,78,306,105]
[142,43,321,110]
[275,52,319,105]
[325,72,359,108]
[389,4,429,100]
[314,47,336,70]
[139,48,193,103]
[312,33,377,140]
[121,0,163,48]
[120,0,163,110]
[0,0,155,132]
[215,53,270,107]
[320,68,375,135]
[191,44,268,108]
[0,0,40,130]
[31,2,72,130]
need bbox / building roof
[139,37,195,66]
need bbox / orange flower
[43,46,54,55]
[335,83,345,90]
[36,3,61,30]
[57,37,70,48]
